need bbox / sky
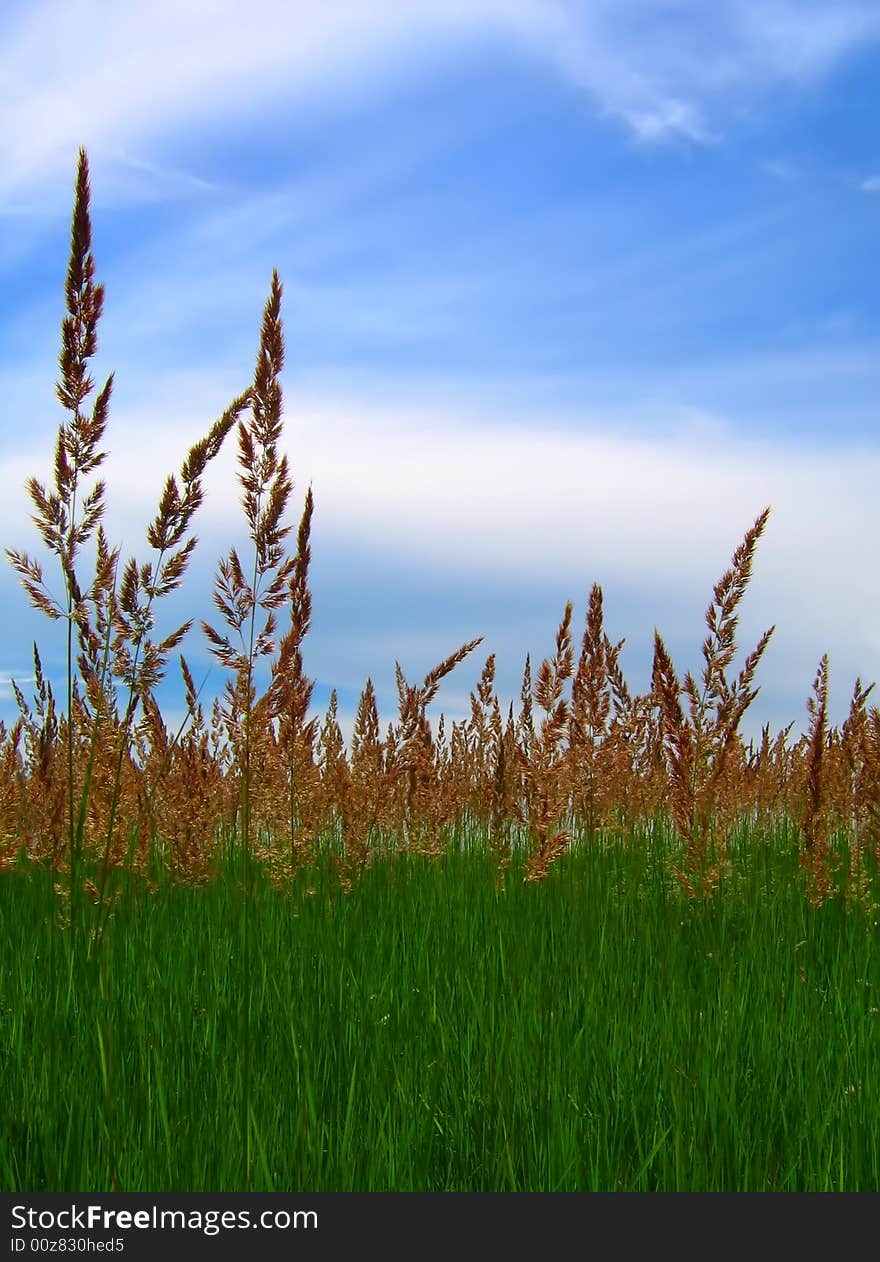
[2,0,879,746]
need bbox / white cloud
[2,386,877,738]
[860,176,880,193]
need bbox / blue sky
[2,0,879,744]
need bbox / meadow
[1,149,878,1192]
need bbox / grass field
[3,823,879,1192]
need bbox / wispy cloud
[89,147,229,204]
[0,672,35,696]
[2,0,879,216]
[761,158,800,181]
[860,175,880,193]
[472,0,880,144]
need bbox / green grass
[2,823,879,1191]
